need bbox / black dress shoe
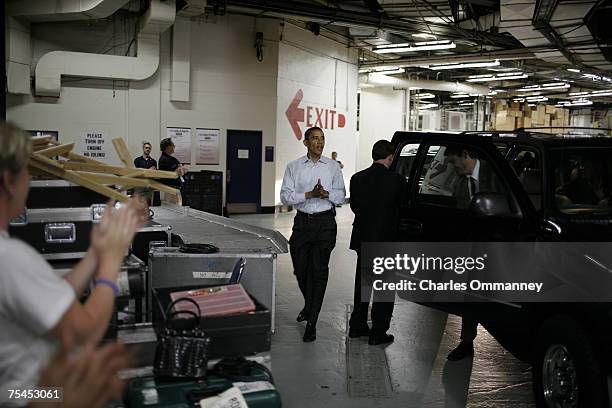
[348,326,371,338]
[303,323,316,342]
[368,333,394,346]
[447,341,474,361]
[296,309,307,322]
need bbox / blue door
[226,130,262,214]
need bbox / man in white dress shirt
[281,127,346,342]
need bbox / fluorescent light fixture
[568,89,612,98]
[528,103,536,107]
[466,73,529,82]
[425,60,500,70]
[373,40,456,54]
[415,93,436,99]
[372,68,405,75]
[459,102,474,106]
[526,96,548,102]
[567,68,581,73]
[418,103,438,109]
[450,93,470,98]
[515,83,570,92]
[412,33,438,40]
[558,99,593,106]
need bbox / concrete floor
[233,206,535,408]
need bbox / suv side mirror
[469,193,516,218]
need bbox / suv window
[417,144,506,209]
[511,148,541,210]
[552,148,612,214]
[395,143,420,181]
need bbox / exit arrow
[286,89,305,140]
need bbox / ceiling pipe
[6,0,129,22]
[34,0,175,97]
[359,73,490,95]
[210,0,522,48]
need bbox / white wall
[275,24,359,203]
[7,14,360,207]
[357,87,404,172]
[7,14,281,207]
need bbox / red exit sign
[285,89,346,140]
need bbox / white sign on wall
[166,127,192,164]
[80,130,110,162]
[195,128,220,165]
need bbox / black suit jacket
[452,160,499,209]
[349,163,404,251]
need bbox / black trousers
[460,317,478,342]
[349,251,394,335]
[289,212,337,325]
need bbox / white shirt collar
[302,155,329,164]
[471,159,481,182]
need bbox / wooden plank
[112,137,136,168]
[124,170,145,178]
[36,143,74,157]
[31,153,64,169]
[73,172,151,188]
[62,162,177,179]
[29,160,128,202]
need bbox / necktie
[469,177,477,198]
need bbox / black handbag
[153,297,210,379]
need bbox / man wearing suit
[444,145,499,360]
[348,140,404,345]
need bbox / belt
[296,209,334,218]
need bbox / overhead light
[415,93,436,99]
[418,103,438,109]
[515,83,570,92]
[467,72,528,82]
[412,33,438,40]
[568,89,612,98]
[424,60,500,70]
[373,40,456,54]
[450,93,470,98]
[369,67,405,75]
[526,96,548,102]
[459,102,474,106]
[567,68,581,73]
[558,99,593,106]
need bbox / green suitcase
[125,365,281,408]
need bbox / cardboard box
[545,105,555,114]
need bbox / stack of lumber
[30,136,181,204]
[491,101,570,132]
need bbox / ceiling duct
[34,0,175,97]
[359,73,490,95]
[6,0,129,22]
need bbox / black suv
[391,129,612,408]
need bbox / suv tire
[533,315,608,408]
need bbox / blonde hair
[0,122,32,179]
